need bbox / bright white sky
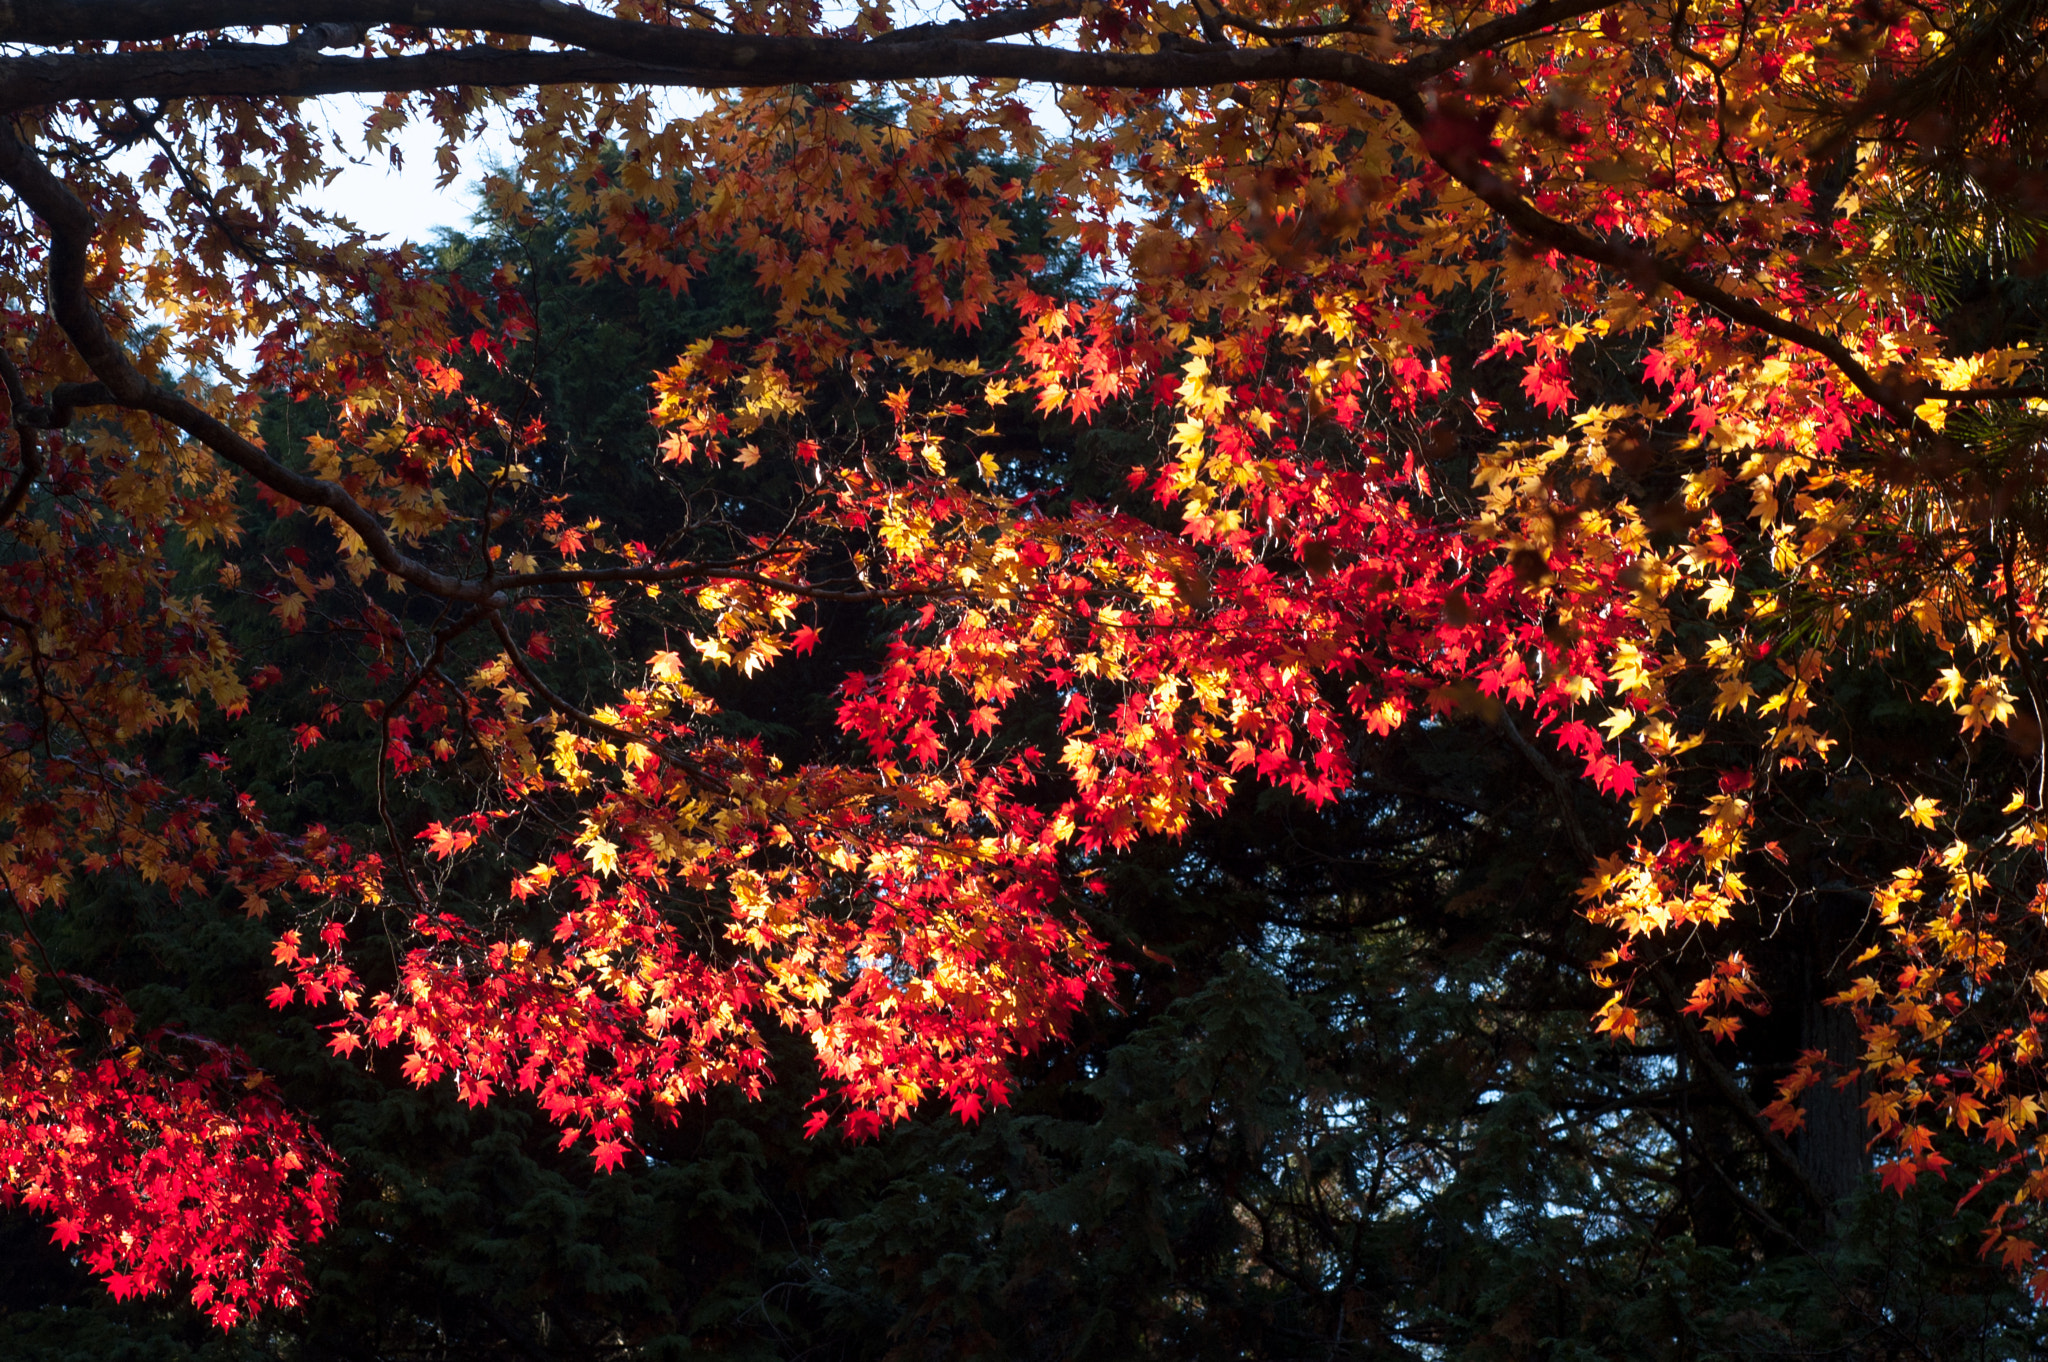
[303,107,509,246]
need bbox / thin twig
[486,609,720,790]
[376,602,496,911]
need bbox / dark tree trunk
[1795,888,1871,1222]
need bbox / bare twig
[1498,707,1599,864]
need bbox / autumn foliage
[8,0,2048,1322]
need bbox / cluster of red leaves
[0,957,337,1329]
[272,730,1107,1151]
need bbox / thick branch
[0,5,1965,432]
[0,120,496,602]
[1389,100,1928,431]
[874,2,1084,44]
[0,426,38,529]
[0,0,1078,46]
[0,37,1411,110]
[0,349,40,526]
[0,0,1581,110]
[0,0,1583,62]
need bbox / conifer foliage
[6,0,2048,1322]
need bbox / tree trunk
[1796,888,1870,1223]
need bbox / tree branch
[1501,708,1835,1216]
[0,35,1415,111]
[875,2,1084,44]
[1498,707,1599,864]
[497,560,915,600]
[377,602,494,911]
[3,0,1084,51]
[0,348,41,528]
[1648,964,1834,1216]
[1651,1105,1810,1250]
[1391,104,1931,431]
[0,119,497,603]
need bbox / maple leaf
[1519,359,1574,416]
[420,822,476,860]
[1761,1098,1806,1136]
[905,721,944,765]
[583,837,620,877]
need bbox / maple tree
[11,0,2048,1325]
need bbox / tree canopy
[7,0,2048,1337]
